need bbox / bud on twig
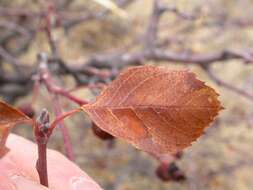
[35,108,51,187]
[36,108,50,134]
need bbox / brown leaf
[0,101,31,152]
[82,66,222,157]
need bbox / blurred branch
[0,0,253,104]
[204,66,253,102]
[149,48,253,66]
[144,0,167,49]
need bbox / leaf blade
[82,66,222,157]
[0,101,31,152]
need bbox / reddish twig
[67,83,106,93]
[52,95,74,160]
[50,108,81,132]
[34,109,51,187]
[37,142,48,187]
[38,54,88,106]
[43,4,59,56]
[34,107,80,186]
[37,53,88,160]
[43,78,88,105]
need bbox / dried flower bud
[156,162,186,182]
[91,122,114,140]
[36,109,50,133]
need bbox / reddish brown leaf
[82,66,222,157]
[0,101,31,152]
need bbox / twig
[0,46,28,68]
[144,0,166,49]
[34,109,51,187]
[34,107,80,186]
[205,67,253,102]
[37,53,88,160]
[38,54,88,105]
[52,95,75,160]
[50,108,81,131]
[149,48,253,66]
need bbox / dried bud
[168,162,186,181]
[156,162,186,182]
[174,151,183,159]
[91,122,114,140]
[36,109,50,133]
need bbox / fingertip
[10,175,49,190]
[4,134,103,190]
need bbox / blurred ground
[4,0,253,189]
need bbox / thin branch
[52,95,75,161]
[38,55,88,105]
[144,0,166,49]
[205,67,253,102]
[50,108,81,132]
[149,48,253,66]
[37,53,87,160]
[34,109,50,187]
[0,46,28,68]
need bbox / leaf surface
[0,101,31,152]
[82,66,222,156]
